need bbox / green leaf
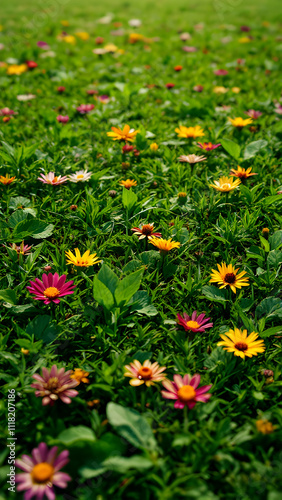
[122,186,137,210]
[93,276,114,311]
[259,235,270,252]
[57,426,96,444]
[9,196,31,210]
[106,402,158,451]
[26,315,57,343]
[0,289,17,305]
[269,230,282,250]
[267,249,282,268]
[256,297,282,320]
[114,268,144,307]
[261,326,282,338]
[12,219,54,240]
[103,455,152,473]
[220,138,241,160]
[129,290,158,316]
[201,285,228,302]
[97,264,119,295]
[243,140,268,160]
[8,210,33,228]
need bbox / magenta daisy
[31,365,79,406]
[16,442,71,500]
[27,272,75,304]
[76,104,95,114]
[38,172,68,185]
[176,311,213,333]
[161,374,212,409]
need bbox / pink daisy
[38,172,68,185]
[197,142,221,151]
[162,373,212,409]
[244,109,262,119]
[176,311,213,333]
[16,442,71,500]
[26,272,76,304]
[214,69,228,76]
[31,365,79,406]
[76,104,95,114]
[56,115,69,124]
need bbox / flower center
[31,462,54,484]
[142,224,153,235]
[51,177,58,184]
[224,273,236,284]
[77,174,84,179]
[46,377,59,390]
[186,320,200,329]
[221,183,231,190]
[43,287,60,298]
[234,342,248,351]
[177,385,196,402]
[138,367,153,380]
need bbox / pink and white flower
[178,154,206,164]
[68,170,92,183]
[16,442,71,500]
[124,359,166,387]
[176,311,213,333]
[245,109,262,119]
[27,272,75,304]
[31,365,79,405]
[56,115,69,124]
[162,374,212,409]
[38,172,68,185]
[76,104,94,114]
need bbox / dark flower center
[141,224,153,235]
[224,273,236,284]
[234,342,248,351]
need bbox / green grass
[0,1,282,499]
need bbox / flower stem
[183,405,188,432]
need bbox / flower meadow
[0,0,282,499]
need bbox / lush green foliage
[0,1,282,499]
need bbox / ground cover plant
[0,0,282,499]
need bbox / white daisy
[68,170,92,183]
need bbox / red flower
[86,89,98,95]
[95,37,104,44]
[177,311,213,333]
[214,69,228,76]
[27,272,75,304]
[122,144,134,154]
[57,86,66,92]
[174,65,183,71]
[165,83,175,89]
[26,60,38,69]
[57,115,69,124]
[197,142,221,151]
[76,104,95,114]
[193,85,204,92]
[0,107,15,116]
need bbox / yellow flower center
[43,287,60,299]
[77,174,84,179]
[186,320,200,329]
[138,367,153,380]
[177,385,196,402]
[224,273,236,284]
[46,377,59,390]
[234,342,248,351]
[31,462,54,483]
[221,183,231,190]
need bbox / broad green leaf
[269,230,282,250]
[57,426,96,444]
[259,235,269,252]
[261,326,282,338]
[220,138,240,160]
[106,402,158,451]
[267,249,282,268]
[12,219,54,240]
[201,285,228,302]
[0,289,17,305]
[93,276,115,311]
[103,455,153,472]
[114,268,144,306]
[129,290,158,316]
[122,186,137,211]
[243,140,268,160]
[9,196,31,209]
[97,264,119,295]
[8,210,33,228]
[26,315,57,343]
[256,297,282,320]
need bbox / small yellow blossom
[239,37,251,43]
[129,33,144,44]
[75,31,90,41]
[213,86,228,94]
[150,143,159,151]
[210,176,241,193]
[7,64,28,75]
[228,117,253,128]
[256,419,275,434]
[120,179,137,189]
[232,87,241,93]
[65,248,101,267]
[70,369,90,384]
[63,35,76,44]
[175,125,205,139]
[149,237,181,253]
[104,44,118,53]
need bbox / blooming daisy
[70,368,90,384]
[68,170,92,183]
[177,311,213,333]
[27,272,76,304]
[175,125,205,139]
[149,237,181,253]
[124,359,166,387]
[162,374,212,409]
[120,179,137,189]
[65,248,101,267]
[38,172,68,185]
[16,442,71,500]
[210,262,249,294]
[229,166,257,178]
[228,117,253,128]
[76,104,94,114]
[9,241,32,256]
[209,176,241,193]
[107,125,139,142]
[256,419,275,434]
[0,107,15,116]
[131,223,161,240]
[56,115,69,124]
[197,142,221,151]
[31,365,79,405]
[217,328,265,359]
[178,154,206,164]
[0,174,16,185]
[245,110,262,119]
[150,143,159,151]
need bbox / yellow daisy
[0,174,16,185]
[149,237,181,253]
[107,125,139,142]
[65,248,101,267]
[70,368,90,384]
[228,117,253,128]
[210,262,249,294]
[256,419,275,434]
[175,125,205,139]
[209,176,241,193]
[217,328,265,359]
